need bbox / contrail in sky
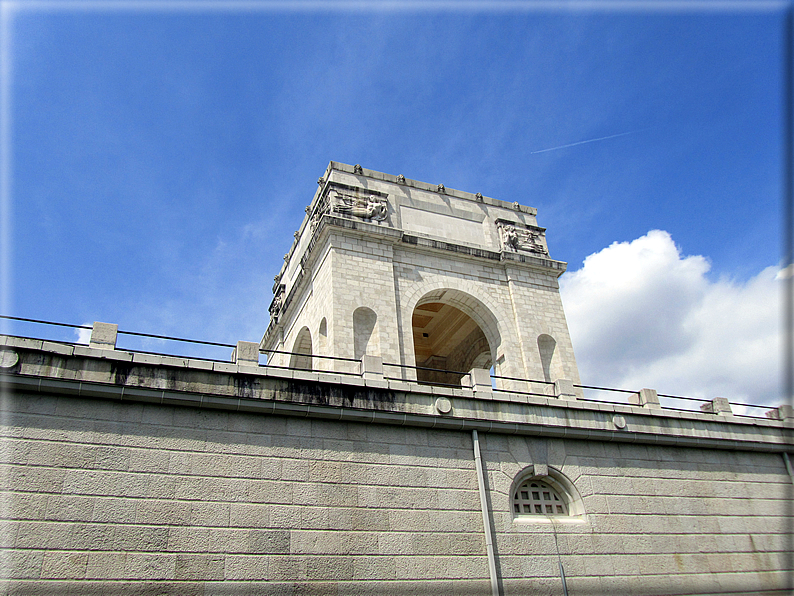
[530,128,647,154]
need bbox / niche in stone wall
[317,318,328,371]
[289,327,313,371]
[537,334,563,383]
[353,307,379,360]
[318,318,328,353]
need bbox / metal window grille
[513,478,568,516]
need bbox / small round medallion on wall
[0,350,19,369]
[612,414,627,429]
[435,397,452,414]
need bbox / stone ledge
[2,341,791,449]
[3,370,790,454]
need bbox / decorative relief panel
[331,191,388,222]
[270,284,286,319]
[305,183,391,239]
[496,219,548,255]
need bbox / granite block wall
[1,391,791,595]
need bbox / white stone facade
[262,162,581,394]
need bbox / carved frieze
[496,219,548,255]
[330,191,388,222]
[270,284,286,319]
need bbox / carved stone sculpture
[271,292,283,315]
[397,174,406,184]
[475,192,483,202]
[270,285,285,319]
[331,192,388,222]
[310,213,322,233]
[496,220,548,255]
[353,164,363,175]
[437,184,445,193]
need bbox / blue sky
[1,1,789,404]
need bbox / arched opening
[538,334,562,383]
[353,307,379,360]
[289,327,313,371]
[412,291,495,386]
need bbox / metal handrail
[0,314,782,414]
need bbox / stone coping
[323,161,539,216]
[1,335,791,453]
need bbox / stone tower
[261,162,582,395]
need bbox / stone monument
[262,162,582,394]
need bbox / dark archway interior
[412,302,492,386]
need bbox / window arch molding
[510,465,585,521]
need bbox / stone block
[122,553,176,580]
[40,551,89,579]
[112,525,169,552]
[168,526,211,553]
[89,322,117,350]
[136,499,191,526]
[629,387,661,409]
[247,529,290,554]
[361,355,384,380]
[290,530,342,555]
[85,552,128,579]
[0,549,44,579]
[700,397,733,415]
[231,341,260,366]
[554,378,576,399]
[223,554,270,580]
[306,556,353,581]
[766,404,793,420]
[40,341,75,356]
[353,556,397,580]
[4,492,48,520]
[229,503,270,528]
[466,368,492,393]
[91,498,137,524]
[44,495,95,522]
[175,555,225,580]
[268,555,307,581]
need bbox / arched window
[511,466,583,520]
[514,478,568,515]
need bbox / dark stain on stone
[110,362,131,386]
[235,375,259,399]
[285,380,396,410]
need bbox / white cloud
[560,230,783,410]
[74,325,91,345]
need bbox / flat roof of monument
[323,161,538,217]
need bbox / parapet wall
[1,336,792,595]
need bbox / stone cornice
[2,338,791,454]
